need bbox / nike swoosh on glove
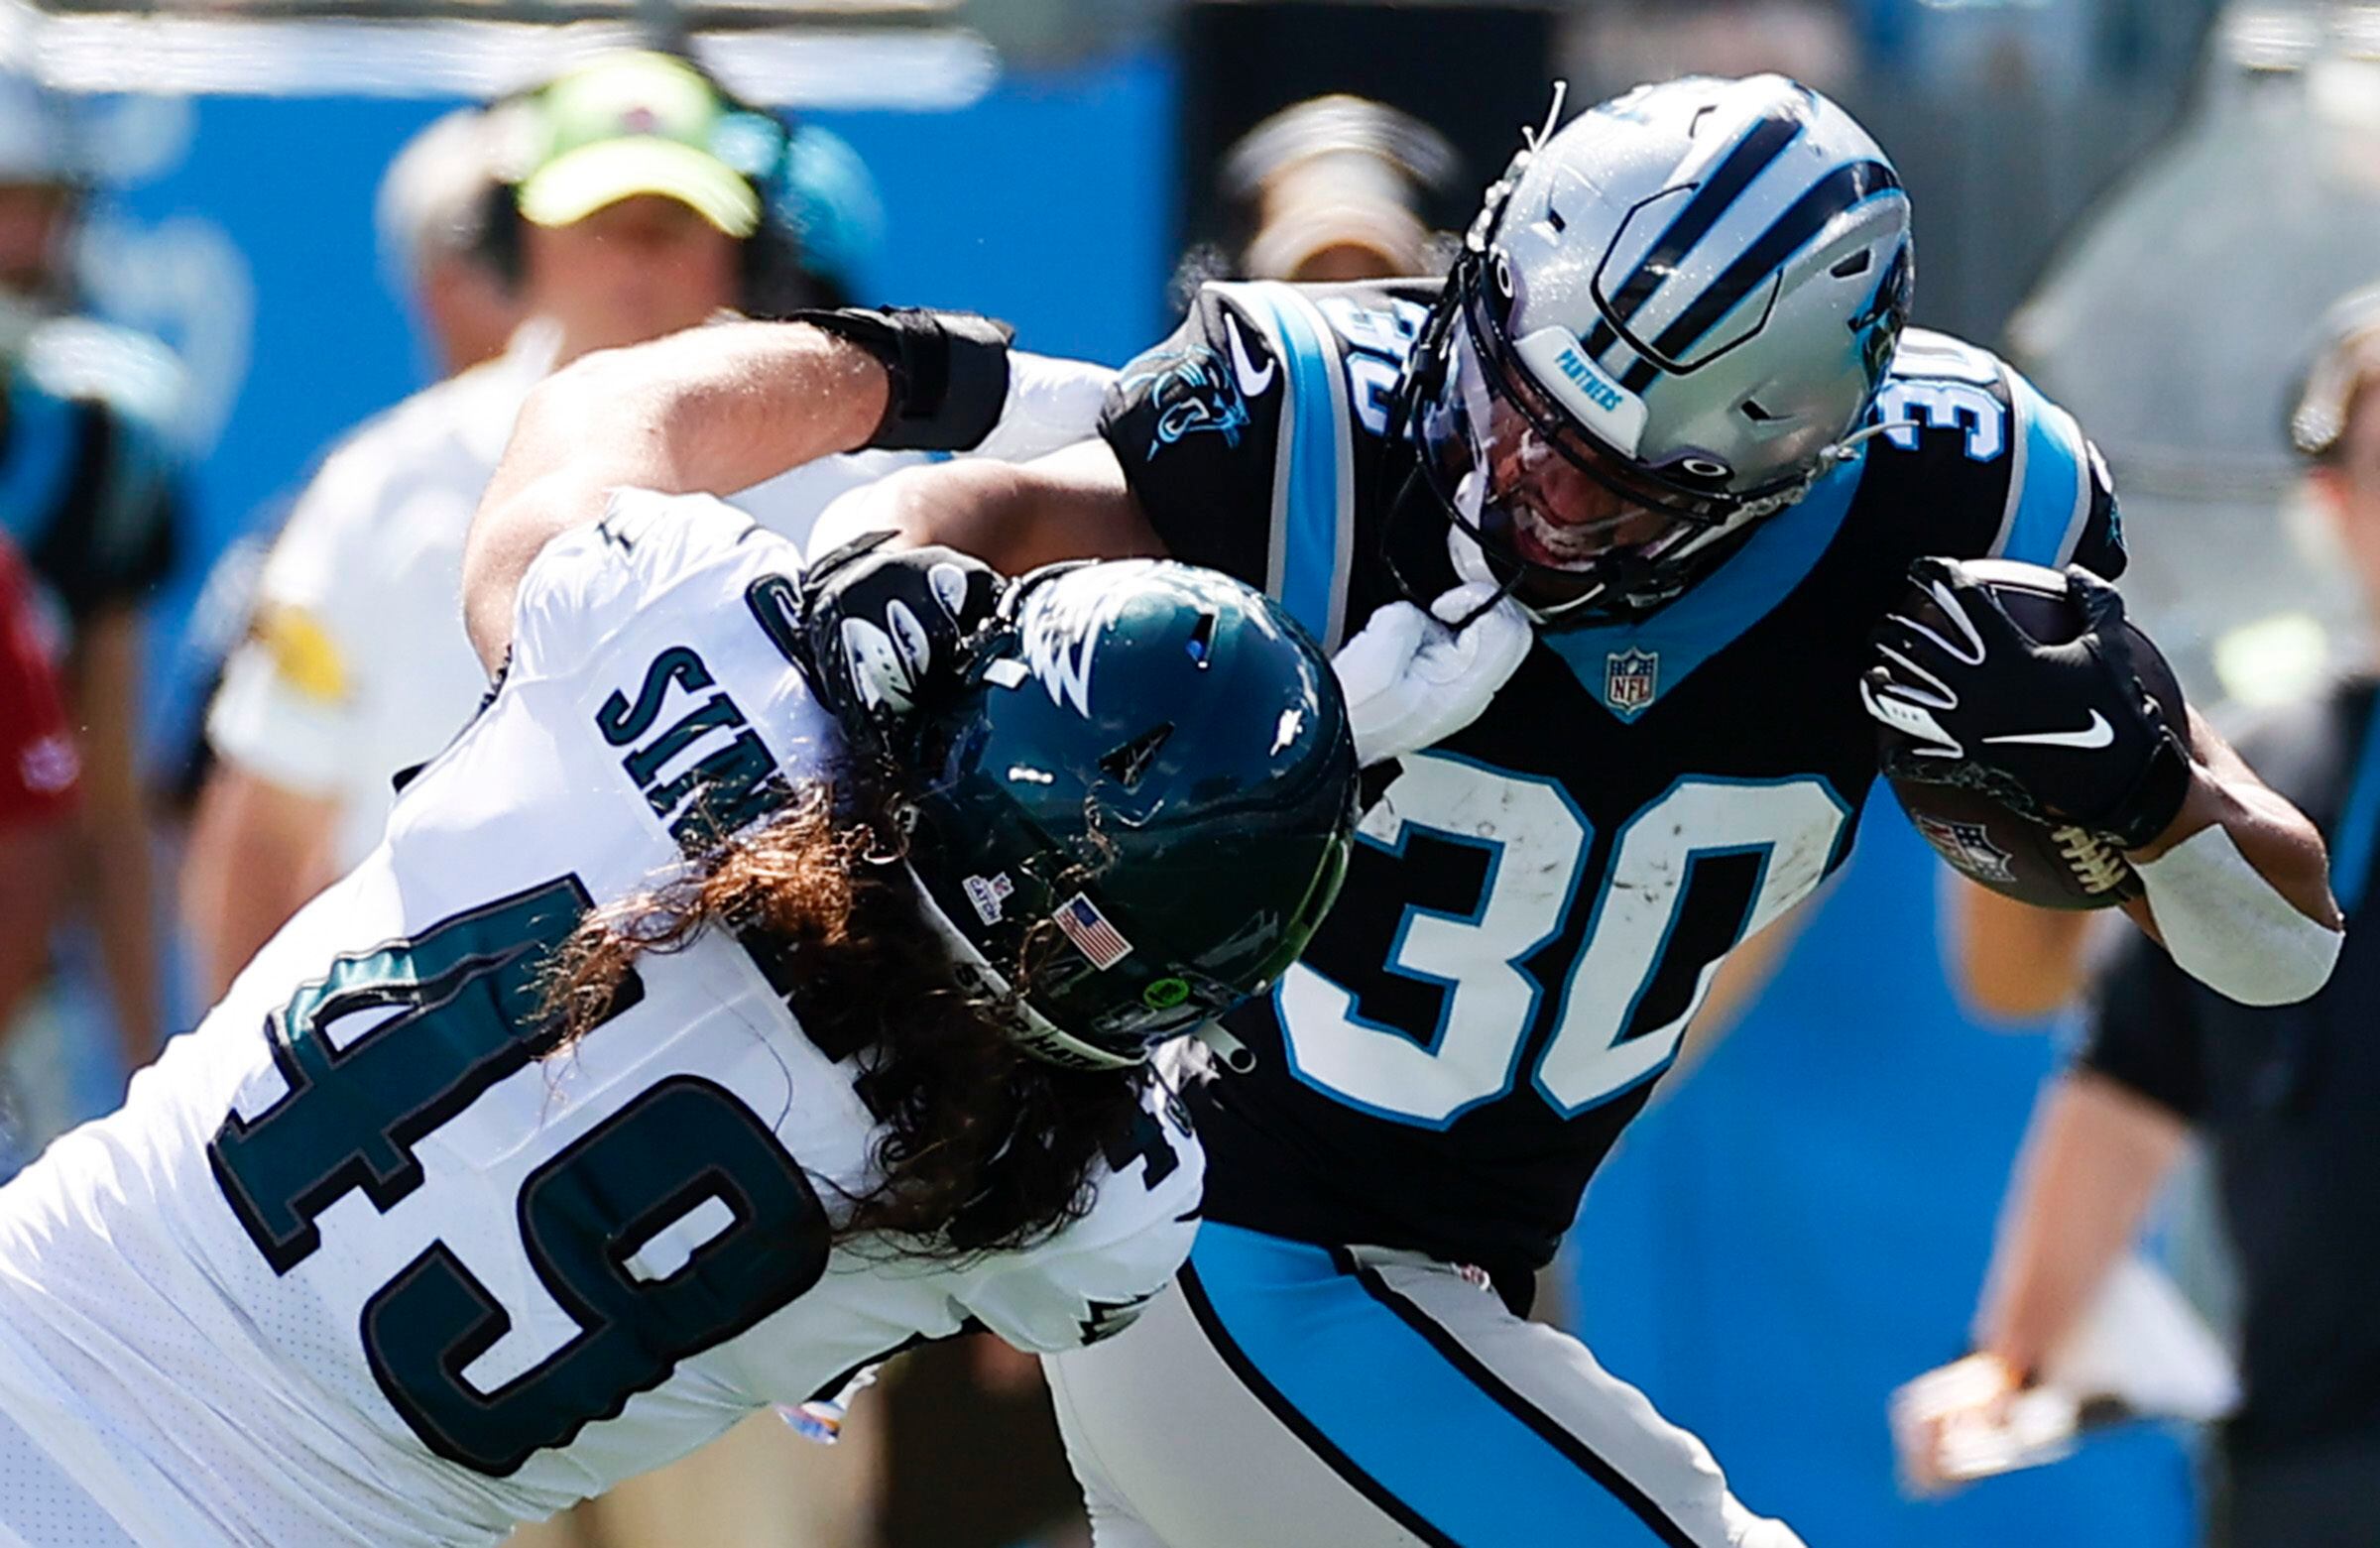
[1333,582,1533,768]
[1860,556,2191,848]
[797,532,1005,758]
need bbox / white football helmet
[1403,74,1915,625]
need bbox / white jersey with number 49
[0,491,1202,1547]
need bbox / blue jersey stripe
[1186,1223,1695,1545]
[1994,367,2090,567]
[1225,283,1354,651]
[2329,700,2380,916]
[0,377,81,551]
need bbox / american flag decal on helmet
[1054,893,1134,970]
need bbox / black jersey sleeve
[2076,929,2208,1123]
[1098,286,1288,594]
[1096,279,1426,655]
[1860,329,2125,582]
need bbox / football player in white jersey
[0,309,1360,1547]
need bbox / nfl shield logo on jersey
[1604,648,1660,719]
[1912,812,2017,886]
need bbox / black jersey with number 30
[1101,279,2123,1282]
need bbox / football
[1881,559,2189,910]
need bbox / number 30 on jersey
[1278,754,1849,1126]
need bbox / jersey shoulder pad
[1102,283,1285,485]
[1862,328,2122,578]
[512,490,783,676]
[1099,279,1427,650]
[954,1083,1203,1354]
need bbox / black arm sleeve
[1096,288,1288,592]
[2077,928,2207,1123]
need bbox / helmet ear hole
[1098,723,1176,791]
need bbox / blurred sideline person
[817,74,2337,1546]
[1226,94,1456,284]
[1904,288,2380,1548]
[375,106,523,379]
[181,50,1108,1548]
[185,49,1104,996]
[0,309,1361,1548]
[0,71,180,1073]
[160,106,522,823]
[0,535,77,1039]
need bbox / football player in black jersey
[480,73,2341,1548]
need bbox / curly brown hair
[538,772,1151,1257]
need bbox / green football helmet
[899,558,1358,1071]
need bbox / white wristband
[2133,825,2342,1007]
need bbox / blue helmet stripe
[1597,105,1806,332]
[1623,158,1903,393]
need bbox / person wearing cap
[1897,285,2380,1546]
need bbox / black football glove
[796,531,1006,760]
[1860,557,2192,849]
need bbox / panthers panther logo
[1122,346,1251,457]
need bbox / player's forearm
[491,321,889,517]
[830,440,1163,576]
[1974,1071,2187,1378]
[2130,725,2337,928]
[2117,708,2341,1006]
[465,322,890,667]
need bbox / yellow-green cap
[515,52,775,238]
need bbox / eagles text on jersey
[1100,279,2122,1288]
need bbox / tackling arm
[810,437,1166,571]
[464,321,892,670]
